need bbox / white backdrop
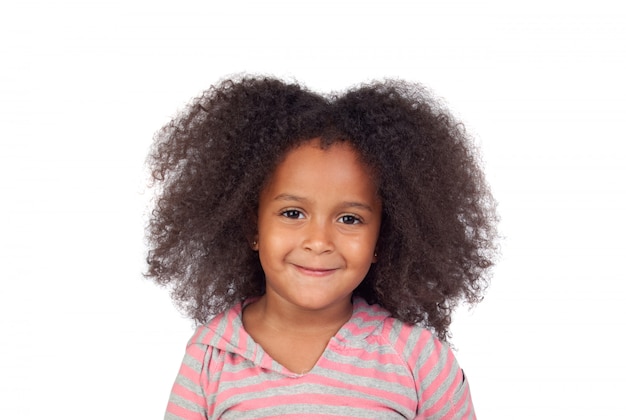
[1,0,624,418]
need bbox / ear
[247,208,259,251]
[251,234,259,251]
[371,250,378,263]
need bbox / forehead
[262,139,379,201]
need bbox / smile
[293,265,339,277]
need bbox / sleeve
[411,329,476,420]
[164,338,212,420]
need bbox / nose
[302,218,334,254]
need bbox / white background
[1,0,624,418]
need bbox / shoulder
[187,301,245,346]
[354,301,474,417]
[381,315,445,370]
[184,300,260,365]
[352,298,463,385]
[351,297,439,360]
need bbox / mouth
[293,264,338,277]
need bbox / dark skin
[242,139,382,374]
[242,297,352,374]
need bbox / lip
[292,264,338,277]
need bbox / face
[255,139,382,313]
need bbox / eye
[281,209,304,219]
[338,215,362,225]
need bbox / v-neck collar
[193,296,391,377]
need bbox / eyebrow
[273,193,375,213]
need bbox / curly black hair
[145,75,498,341]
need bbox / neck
[250,294,353,337]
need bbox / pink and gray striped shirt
[165,297,475,419]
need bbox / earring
[252,240,258,250]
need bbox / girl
[146,76,498,419]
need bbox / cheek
[258,227,294,263]
[345,236,377,263]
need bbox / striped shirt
[165,297,475,419]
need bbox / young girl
[146,76,498,419]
